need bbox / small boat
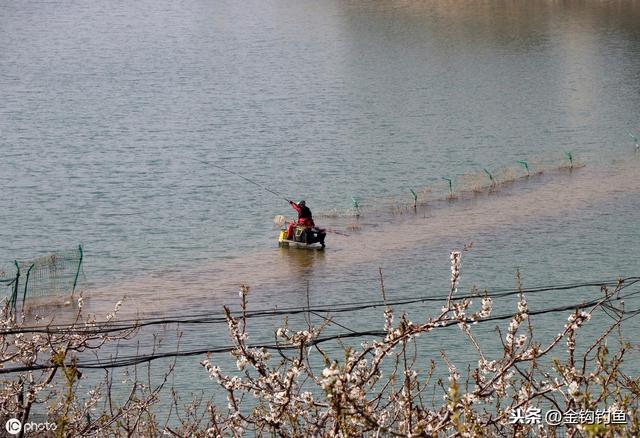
[278,224,326,249]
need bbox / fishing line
[190,157,290,203]
[191,157,349,236]
[323,227,350,236]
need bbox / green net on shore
[4,245,84,312]
[1,266,19,309]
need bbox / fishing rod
[193,156,350,237]
[191,157,290,203]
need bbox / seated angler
[287,200,314,238]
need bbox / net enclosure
[2,245,84,313]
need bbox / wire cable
[1,282,638,373]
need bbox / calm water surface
[1,0,639,412]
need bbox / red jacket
[290,202,315,228]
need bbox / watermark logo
[509,407,628,425]
[5,418,57,435]
[5,418,21,435]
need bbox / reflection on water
[278,246,326,276]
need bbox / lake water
[1,0,639,416]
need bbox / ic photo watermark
[5,418,57,435]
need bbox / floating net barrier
[315,151,585,220]
[2,245,85,313]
